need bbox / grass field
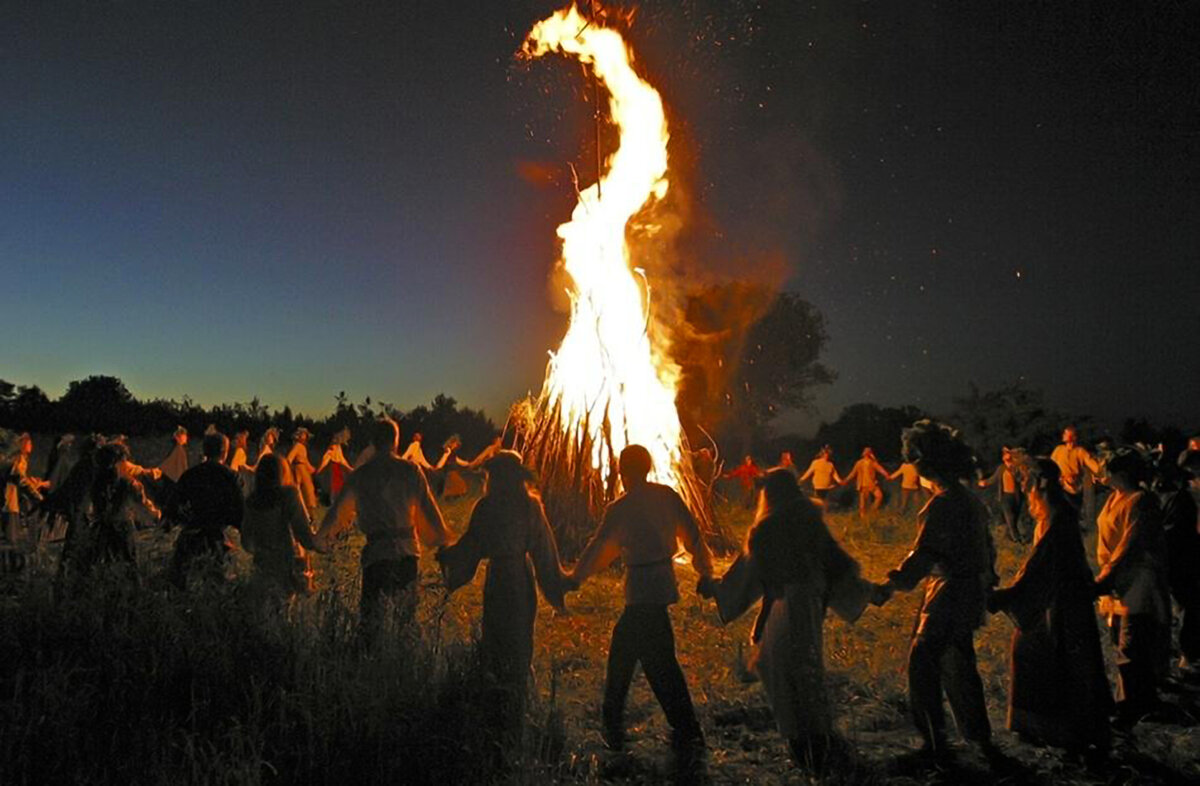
[1,479,1197,784]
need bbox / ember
[510,5,714,553]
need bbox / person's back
[568,444,710,753]
[243,482,314,594]
[340,451,439,566]
[316,418,447,628]
[606,482,693,604]
[172,460,243,536]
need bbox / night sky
[3,1,1197,431]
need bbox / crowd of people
[2,418,1199,776]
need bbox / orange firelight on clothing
[523,6,685,492]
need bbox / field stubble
[1,486,1197,784]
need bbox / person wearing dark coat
[988,456,1112,756]
[165,432,244,589]
[703,469,879,772]
[878,420,997,758]
[438,451,568,724]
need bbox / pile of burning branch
[508,396,725,558]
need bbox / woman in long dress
[316,428,353,502]
[988,456,1112,756]
[285,428,318,513]
[434,435,470,499]
[437,451,567,714]
[703,469,878,770]
[241,454,317,598]
[158,426,190,484]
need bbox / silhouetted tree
[677,284,835,454]
[810,403,929,465]
[951,382,1079,464]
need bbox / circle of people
[3,420,1199,774]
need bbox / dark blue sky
[3,1,1197,430]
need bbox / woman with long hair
[241,453,317,598]
[437,451,567,704]
[988,455,1111,757]
[703,469,878,771]
[878,419,997,759]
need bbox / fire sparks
[522,6,687,494]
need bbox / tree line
[0,376,498,457]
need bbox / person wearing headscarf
[438,451,568,716]
[568,444,713,754]
[158,426,190,484]
[702,469,880,772]
[241,453,317,598]
[988,455,1111,756]
[1094,449,1170,725]
[286,428,318,512]
[165,432,244,589]
[877,420,997,759]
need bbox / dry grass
[1,484,1197,784]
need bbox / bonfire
[509,5,719,554]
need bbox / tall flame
[524,6,685,490]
